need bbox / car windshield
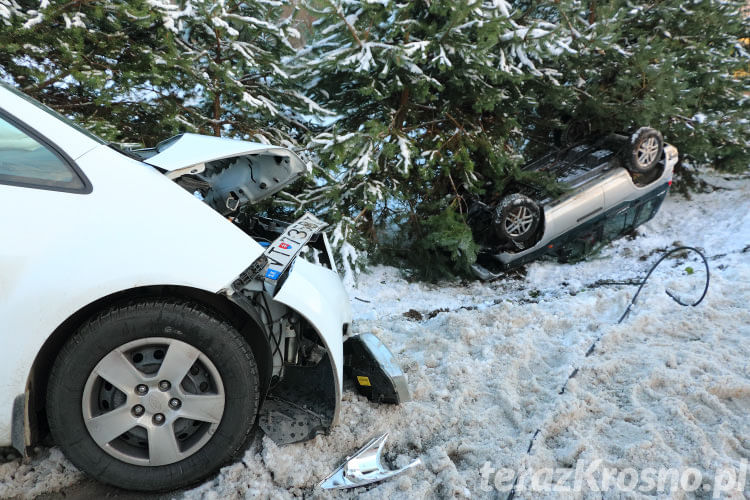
[0,80,107,146]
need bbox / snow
[0,448,81,498]
[2,172,749,498]
[397,135,411,174]
[21,10,42,29]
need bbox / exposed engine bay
[134,133,307,216]
[174,153,303,216]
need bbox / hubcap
[636,136,660,168]
[82,337,225,467]
[504,206,535,237]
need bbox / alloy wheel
[81,337,225,466]
[636,136,660,169]
[504,205,535,237]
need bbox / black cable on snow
[506,246,709,500]
[615,246,709,323]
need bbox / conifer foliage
[1,0,747,279]
[526,0,750,173]
[293,0,574,278]
[149,0,323,146]
[0,0,186,142]
[0,0,312,146]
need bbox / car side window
[0,116,84,190]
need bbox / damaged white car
[0,82,409,491]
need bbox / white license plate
[262,213,327,282]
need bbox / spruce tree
[0,0,189,144]
[525,0,750,173]
[0,0,317,148]
[151,0,324,147]
[294,0,573,279]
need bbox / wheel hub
[143,391,168,414]
[85,337,225,467]
[636,137,660,167]
[504,206,534,237]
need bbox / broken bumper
[344,333,410,405]
[229,214,409,445]
[264,264,411,443]
[259,268,410,445]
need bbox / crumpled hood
[137,133,307,213]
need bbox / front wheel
[46,300,260,491]
[494,193,541,243]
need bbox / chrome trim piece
[319,433,421,490]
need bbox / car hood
[137,133,307,214]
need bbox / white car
[0,82,408,491]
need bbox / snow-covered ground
[2,172,749,499]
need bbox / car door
[0,112,93,307]
[545,182,605,236]
[0,110,98,443]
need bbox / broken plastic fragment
[344,333,411,404]
[319,433,421,490]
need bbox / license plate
[262,213,327,282]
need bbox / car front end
[0,79,408,491]
[132,134,410,443]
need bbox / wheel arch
[20,284,272,453]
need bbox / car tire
[627,127,663,174]
[46,299,260,492]
[494,193,541,243]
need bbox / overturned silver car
[468,127,678,278]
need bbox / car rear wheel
[627,127,663,174]
[494,193,541,243]
[46,300,260,491]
